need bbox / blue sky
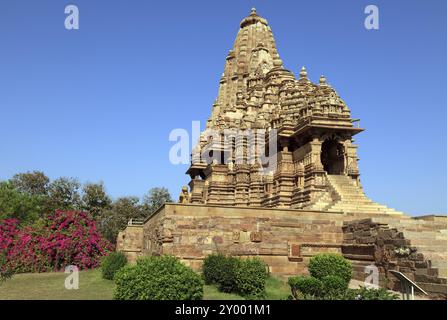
[0,0,446,215]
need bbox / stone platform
[117,203,447,298]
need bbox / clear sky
[0,0,446,215]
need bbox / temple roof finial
[273,53,283,67]
[300,66,308,79]
[319,75,327,85]
[240,7,268,28]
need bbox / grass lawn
[264,276,290,300]
[204,277,290,300]
[0,269,290,300]
[0,269,115,300]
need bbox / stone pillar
[235,164,250,206]
[304,138,325,204]
[291,162,305,207]
[273,141,294,207]
[189,179,205,204]
[205,164,234,205]
[249,164,263,206]
[247,129,264,207]
[261,173,274,207]
[344,139,361,186]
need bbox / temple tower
[182,9,400,215]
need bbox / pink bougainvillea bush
[0,211,113,274]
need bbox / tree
[47,177,81,212]
[142,187,172,214]
[10,171,49,196]
[82,182,112,218]
[0,182,45,224]
[98,197,144,244]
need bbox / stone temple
[118,9,447,298]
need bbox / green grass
[204,276,290,300]
[264,276,290,300]
[0,270,291,300]
[203,285,245,300]
[0,269,115,300]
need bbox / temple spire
[214,8,283,109]
[319,75,327,85]
[300,66,308,79]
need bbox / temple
[118,9,447,298]
[183,8,402,214]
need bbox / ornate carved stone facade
[183,8,381,212]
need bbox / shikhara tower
[183,8,401,214]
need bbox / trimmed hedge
[288,276,324,298]
[235,258,268,298]
[321,275,348,296]
[288,254,354,300]
[308,253,352,287]
[114,256,203,300]
[101,251,127,280]
[203,254,228,285]
[202,254,268,298]
[217,256,240,293]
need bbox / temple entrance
[321,139,345,175]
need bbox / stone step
[437,268,447,278]
[403,231,447,240]
[334,186,365,191]
[335,189,368,193]
[332,202,380,207]
[333,190,368,194]
[329,204,399,212]
[409,242,447,250]
[329,209,402,215]
[430,261,447,268]
[336,197,374,201]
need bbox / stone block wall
[140,203,358,275]
[116,225,143,263]
[342,219,447,298]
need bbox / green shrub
[216,256,240,293]
[202,254,269,297]
[113,256,203,300]
[308,254,352,286]
[321,275,349,297]
[288,276,324,298]
[101,251,127,280]
[350,286,399,300]
[203,253,227,285]
[234,258,268,298]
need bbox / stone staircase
[327,175,405,215]
[310,174,405,215]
